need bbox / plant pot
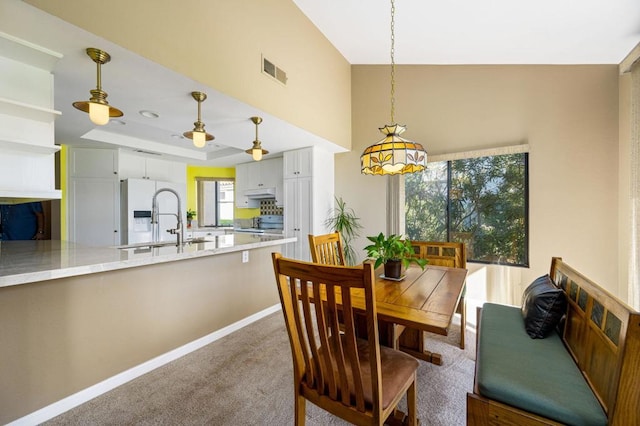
[384,259,402,279]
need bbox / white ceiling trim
[428,143,530,163]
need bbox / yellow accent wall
[186,165,259,220]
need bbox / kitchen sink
[116,241,181,250]
[184,237,213,244]
[116,237,215,250]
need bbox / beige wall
[618,72,631,300]
[341,65,620,299]
[0,246,280,424]
[25,0,352,150]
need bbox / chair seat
[310,336,419,410]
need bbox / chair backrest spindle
[308,232,347,266]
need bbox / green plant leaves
[364,232,426,270]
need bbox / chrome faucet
[151,188,184,246]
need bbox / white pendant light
[72,48,123,126]
[245,116,269,161]
[183,91,214,148]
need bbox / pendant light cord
[390,0,396,124]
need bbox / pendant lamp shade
[361,124,427,175]
[72,48,123,125]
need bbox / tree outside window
[405,153,528,266]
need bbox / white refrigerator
[120,178,187,245]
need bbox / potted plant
[186,209,196,228]
[364,232,427,279]
[324,196,363,266]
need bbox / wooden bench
[467,257,640,425]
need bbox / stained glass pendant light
[72,48,123,125]
[360,0,427,175]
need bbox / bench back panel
[550,257,640,425]
[411,241,466,269]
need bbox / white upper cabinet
[235,157,283,208]
[69,148,118,178]
[283,147,313,179]
[118,151,186,183]
[241,157,283,189]
[234,162,253,208]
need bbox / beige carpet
[44,312,475,425]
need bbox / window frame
[195,177,235,227]
[404,152,529,267]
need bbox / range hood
[245,188,276,199]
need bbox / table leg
[398,327,443,365]
[459,295,466,350]
[386,409,421,426]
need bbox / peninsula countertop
[0,233,296,288]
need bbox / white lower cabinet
[67,148,120,246]
[284,177,312,260]
[283,147,334,261]
[68,178,120,246]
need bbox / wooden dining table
[320,263,468,365]
[373,264,468,365]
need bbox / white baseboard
[8,304,282,426]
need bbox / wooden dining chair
[308,232,346,266]
[272,253,419,426]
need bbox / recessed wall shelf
[0,30,61,204]
[0,31,62,71]
[0,139,60,155]
[0,188,62,204]
[0,97,61,122]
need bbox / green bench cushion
[477,303,607,426]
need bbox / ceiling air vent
[134,149,162,156]
[262,56,287,85]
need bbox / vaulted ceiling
[293,0,640,65]
[8,0,640,167]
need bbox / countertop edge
[0,236,296,288]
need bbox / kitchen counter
[0,232,296,288]
[1,232,294,423]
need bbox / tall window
[196,178,234,227]
[405,153,528,266]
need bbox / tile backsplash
[260,200,283,215]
